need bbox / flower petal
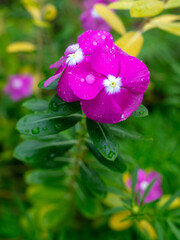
[78,30,113,54]
[91,45,121,77]
[81,90,123,124]
[114,89,144,120]
[68,62,104,100]
[49,56,66,69]
[120,56,150,94]
[57,67,80,102]
[64,43,80,56]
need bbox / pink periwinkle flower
[44,30,149,124]
[126,169,163,204]
[80,0,112,31]
[3,75,33,102]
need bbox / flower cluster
[3,75,33,102]
[126,169,163,203]
[44,30,150,124]
[80,0,116,31]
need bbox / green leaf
[160,189,180,211]
[14,139,75,168]
[109,125,152,141]
[23,99,49,112]
[87,142,127,173]
[74,182,102,218]
[38,78,59,90]
[49,94,81,116]
[167,220,180,240]
[16,112,81,136]
[26,169,66,186]
[140,178,156,205]
[86,119,118,161]
[155,221,163,240]
[131,167,138,200]
[79,164,106,199]
[102,207,126,216]
[132,104,149,117]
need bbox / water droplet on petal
[102,35,106,40]
[81,78,85,82]
[93,41,97,46]
[86,74,95,84]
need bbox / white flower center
[66,48,84,66]
[91,8,100,18]
[103,75,122,95]
[12,79,23,89]
[140,181,149,191]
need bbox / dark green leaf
[131,167,138,201]
[49,94,81,116]
[23,99,49,112]
[86,119,118,161]
[102,207,126,216]
[109,125,152,141]
[38,78,59,90]
[155,221,163,240]
[140,178,156,205]
[87,142,127,173]
[74,182,102,218]
[16,112,81,136]
[14,139,75,168]
[132,104,148,117]
[167,220,180,240]
[26,169,66,186]
[80,164,106,199]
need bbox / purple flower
[126,169,163,204]
[44,30,149,124]
[80,0,111,31]
[3,75,33,102]
[44,30,113,102]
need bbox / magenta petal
[57,68,80,102]
[91,46,120,77]
[43,72,62,88]
[120,56,150,94]
[49,57,66,69]
[78,30,113,55]
[81,90,123,124]
[114,89,144,120]
[69,62,104,100]
[64,43,80,56]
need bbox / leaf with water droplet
[132,104,148,118]
[86,119,118,161]
[14,139,76,168]
[16,112,81,136]
[49,94,81,116]
[87,142,127,173]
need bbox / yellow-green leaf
[165,0,180,9]
[95,4,126,35]
[6,42,36,53]
[115,31,144,57]
[156,22,180,36]
[108,1,134,10]
[143,14,180,32]
[24,5,41,21]
[130,0,165,18]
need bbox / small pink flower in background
[80,0,112,31]
[126,169,163,203]
[3,75,33,102]
[44,30,149,124]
